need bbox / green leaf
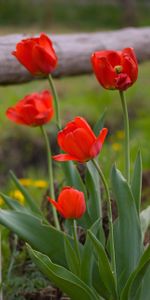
[111,166,142,292]
[28,245,99,300]
[0,209,73,266]
[88,230,117,300]
[131,151,142,213]
[94,109,107,136]
[140,206,150,242]
[86,161,102,222]
[140,265,150,300]
[80,219,103,286]
[121,246,150,300]
[9,170,41,216]
[62,161,87,196]
[0,193,28,213]
[64,236,80,276]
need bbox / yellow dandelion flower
[19,178,33,187]
[112,143,122,152]
[33,180,48,188]
[10,190,25,205]
[0,196,4,206]
[116,130,124,140]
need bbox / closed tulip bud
[12,33,58,75]
[48,187,86,219]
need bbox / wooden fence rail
[1,27,150,85]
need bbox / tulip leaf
[121,245,150,300]
[0,209,74,266]
[139,265,150,300]
[131,151,142,213]
[88,230,117,300]
[28,245,99,300]
[9,170,42,217]
[94,109,107,136]
[86,161,102,222]
[64,235,80,276]
[80,219,103,285]
[0,192,28,213]
[62,161,87,196]
[111,166,142,292]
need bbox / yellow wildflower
[112,143,122,152]
[33,180,48,188]
[19,178,33,187]
[116,130,124,140]
[0,196,4,206]
[10,190,25,205]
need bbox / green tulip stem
[92,159,117,280]
[48,74,61,130]
[119,91,130,183]
[72,219,81,265]
[41,126,60,231]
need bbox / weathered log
[1,27,150,85]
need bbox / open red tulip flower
[91,48,138,91]
[6,90,54,127]
[12,33,58,75]
[53,117,108,162]
[48,187,86,219]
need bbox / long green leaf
[88,230,117,300]
[0,209,73,266]
[64,236,80,276]
[140,265,150,300]
[80,219,101,285]
[121,246,150,300]
[111,166,142,292]
[131,151,142,213]
[94,109,107,136]
[86,161,102,222]
[28,245,99,300]
[9,170,41,216]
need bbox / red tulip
[91,48,138,91]
[48,186,86,219]
[53,117,108,162]
[12,33,57,75]
[6,90,54,126]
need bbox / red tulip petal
[13,41,38,75]
[52,154,79,162]
[32,45,57,74]
[6,108,26,125]
[106,51,121,67]
[122,56,138,83]
[92,55,116,89]
[122,48,138,65]
[90,128,108,157]
[74,117,96,140]
[39,33,57,61]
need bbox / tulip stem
[72,220,81,265]
[41,126,60,230]
[119,91,130,183]
[48,75,61,130]
[92,159,117,280]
